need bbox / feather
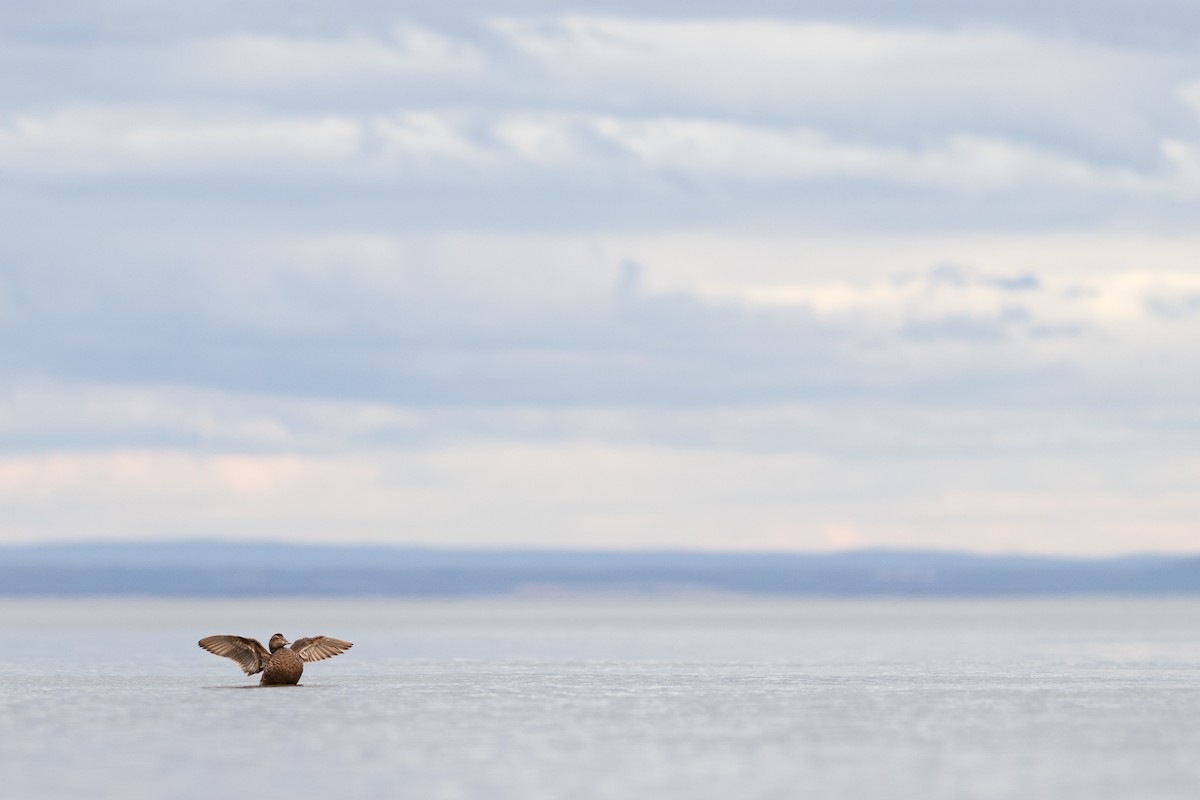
[291,636,353,663]
[198,635,271,675]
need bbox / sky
[3,1,1200,554]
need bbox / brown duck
[198,633,353,685]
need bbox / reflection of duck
[199,633,353,685]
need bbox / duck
[198,633,353,685]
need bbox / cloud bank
[3,2,1200,553]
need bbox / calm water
[2,596,1199,799]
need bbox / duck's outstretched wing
[291,636,353,663]
[198,635,271,675]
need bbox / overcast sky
[3,1,1200,554]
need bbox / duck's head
[268,633,291,652]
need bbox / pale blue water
[2,597,1199,799]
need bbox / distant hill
[0,541,1198,596]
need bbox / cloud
[587,118,1143,191]
[3,14,1196,162]
[0,107,362,176]
[0,106,1168,198]
[7,377,1196,462]
[2,441,1198,554]
[491,16,1185,152]
[5,5,1200,553]
[9,229,1200,410]
[175,26,487,89]
[3,14,1200,231]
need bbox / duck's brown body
[260,644,306,685]
[199,632,352,685]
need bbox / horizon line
[1,538,1197,562]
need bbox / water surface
[2,596,1198,799]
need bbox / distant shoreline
[1,542,1197,597]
